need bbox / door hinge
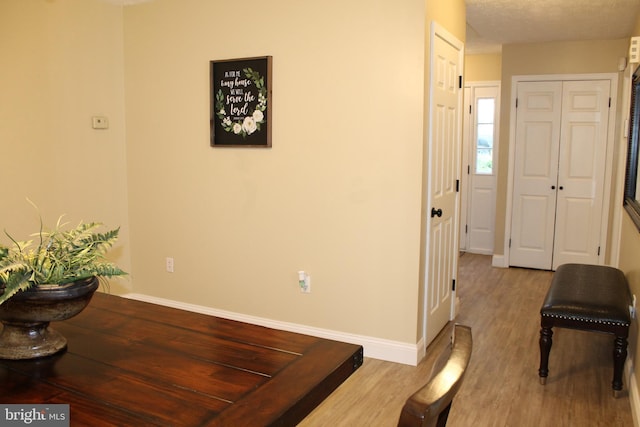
[459,75,462,89]
[509,238,512,248]
[452,279,456,291]
[516,98,518,108]
[465,224,468,233]
[456,179,460,192]
[609,98,611,108]
[467,164,470,174]
[469,105,472,114]
[597,246,601,256]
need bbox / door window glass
[475,98,495,174]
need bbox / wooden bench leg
[612,336,628,397]
[539,326,553,385]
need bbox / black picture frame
[210,56,272,148]
[624,65,640,231]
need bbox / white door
[510,80,610,270]
[424,23,463,346]
[460,84,500,254]
[552,80,610,269]
[509,81,562,269]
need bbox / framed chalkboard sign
[210,56,272,147]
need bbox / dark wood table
[0,292,363,426]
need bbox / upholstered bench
[538,263,632,397]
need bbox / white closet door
[424,23,462,346]
[552,80,610,269]
[509,81,562,269]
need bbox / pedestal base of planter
[0,277,98,360]
[0,321,67,359]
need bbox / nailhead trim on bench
[541,313,630,327]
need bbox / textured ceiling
[101,0,640,54]
[466,0,640,54]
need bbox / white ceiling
[466,0,640,54]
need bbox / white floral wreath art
[215,67,267,138]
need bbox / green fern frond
[0,211,126,304]
[0,267,31,305]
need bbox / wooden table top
[0,292,363,426]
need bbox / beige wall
[465,53,502,82]
[1,0,466,351]
[122,0,463,345]
[494,39,629,258]
[123,0,424,344]
[426,0,466,39]
[0,0,132,292]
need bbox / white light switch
[92,116,109,129]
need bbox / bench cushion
[541,264,631,327]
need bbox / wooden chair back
[398,324,472,427]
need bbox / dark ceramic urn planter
[0,276,99,360]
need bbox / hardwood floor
[299,253,634,426]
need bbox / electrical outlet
[166,257,174,273]
[298,271,311,293]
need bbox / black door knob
[431,208,443,218]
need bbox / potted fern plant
[0,215,126,359]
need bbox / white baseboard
[492,254,507,268]
[122,293,422,366]
[627,357,640,427]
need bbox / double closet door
[509,80,611,271]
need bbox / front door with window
[460,83,500,254]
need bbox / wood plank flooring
[299,253,634,426]
[0,293,363,426]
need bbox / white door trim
[501,73,618,268]
[460,86,471,252]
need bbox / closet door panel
[509,81,562,269]
[552,80,610,269]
